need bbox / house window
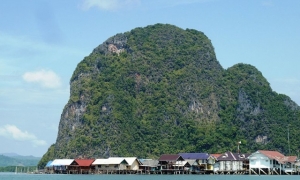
[98,165,102,168]
[114,165,118,168]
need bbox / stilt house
[69,159,95,174]
[158,154,184,170]
[249,150,298,175]
[51,159,74,174]
[213,151,248,173]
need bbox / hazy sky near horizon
[0,0,299,157]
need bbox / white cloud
[32,139,48,146]
[0,125,47,147]
[23,69,62,89]
[81,0,140,11]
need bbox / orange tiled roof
[74,159,95,166]
[258,150,285,161]
[283,156,297,163]
[210,154,222,159]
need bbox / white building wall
[130,160,140,170]
[238,161,244,170]
[225,161,231,170]
[284,163,296,173]
[232,161,238,171]
[249,153,271,169]
[213,162,220,172]
[220,161,225,171]
[96,164,127,170]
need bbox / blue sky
[0,0,299,157]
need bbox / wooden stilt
[260,169,267,175]
[250,169,258,175]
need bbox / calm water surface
[0,173,298,180]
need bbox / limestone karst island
[38,24,300,175]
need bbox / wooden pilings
[48,167,300,175]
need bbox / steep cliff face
[219,64,300,151]
[53,24,224,158]
[39,24,300,168]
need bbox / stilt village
[44,149,300,175]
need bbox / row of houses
[44,150,300,175]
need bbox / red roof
[258,150,285,163]
[283,156,297,163]
[210,154,221,159]
[74,159,95,166]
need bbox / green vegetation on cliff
[39,24,300,168]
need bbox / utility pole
[237,141,241,153]
[288,124,291,155]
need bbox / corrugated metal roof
[109,157,140,165]
[179,153,209,160]
[248,150,293,164]
[73,159,95,166]
[51,159,74,166]
[45,161,53,167]
[139,159,159,167]
[92,158,128,165]
[186,159,198,165]
[217,151,248,161]
[250,150,297,164]
[258,150,285,163]
[158,154,184,161]
[284,156,297,163]
[92,159,109,165]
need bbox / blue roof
[45,161,53,167]
[179,153,210,160]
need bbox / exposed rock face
[39,24,300,167]
[255,135,268,144]
[237,89,262,121]
[284,98,300,111]
[92,33,128,55]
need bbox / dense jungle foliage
[38,24,300,168]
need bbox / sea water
[0,173,299,180]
